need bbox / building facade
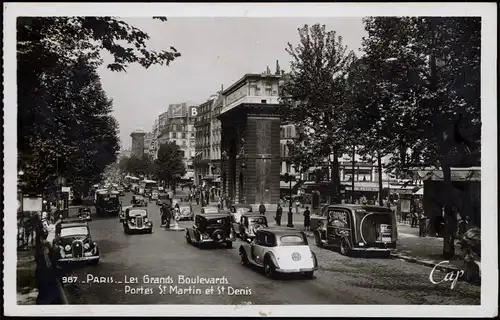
[130,129,146,158]
[143,132,154,159]
[219,72,282,210]
[155,103,198,181]
[194,97,215,186]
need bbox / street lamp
[284,170,294,228]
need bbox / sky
[97,17,368,149]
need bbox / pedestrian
[275,204,283,226]
[259,202,266,215]
[160,203,168,227]
[410,203,418,228]
[294,199,300,215]
[196,194,200,205]
[165,205,173,228]
[418,213,427,237]
[303,206,311,231]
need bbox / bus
[124,176,140,190]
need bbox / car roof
[61,222,88,228]
[198,212,231,219]
[178,202,191,206]
[326,204,393,212]
[259,227,304,236]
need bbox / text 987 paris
[68,274,253,296]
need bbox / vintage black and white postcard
[3,2,497,317]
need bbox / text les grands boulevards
[76,274,252,296]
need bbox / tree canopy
[18,17,180,194]
[155,142,187,186]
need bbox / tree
[280,24,356,204]
[17,17,181,193]
[358,17,481,257]
[121,156,152,177]
[155,142,186,189]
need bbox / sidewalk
[17,249,38,304]
[394,223,478,274]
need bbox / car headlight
[144,218,149,222]
[84,243,90,250]
[65,245,71,251]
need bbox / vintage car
[119,205,132,222]
[53,222,100,264]
[239,228,317,279]
[185,213,234,248]
[131,195,147,207]
[156,192,170,206]
[230,203,253,222]
[77,207,92,221]
[122,207,153,234]
[232,213,268,241]
[150,189,159,202]
[176,202,194,220]
[311,204,398,256]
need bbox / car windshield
[204,207,218,213]
[135,196,144,200]
[279,235,307,246]
[128,210,147,217]
[61,226,89,237]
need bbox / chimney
[275,60,281,75]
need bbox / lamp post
[284,171,294,228]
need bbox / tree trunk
[442,162,457,259]
[330,152,341,205]
[377,152,383,206]
[351,146,355,203]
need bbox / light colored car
[239,228,318,279]
[176,202,194,220]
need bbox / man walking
[259,202,266,215]
[275,204,283,226]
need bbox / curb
[390,252,462,273]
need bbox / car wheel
[186,232,192,244]
[90,258,100,265]
[314,231,323,248]
[340,239,350,256]
[240,249,249,266]
[264,259,277,279]
[226,241,233,249]
[303,271,314,279]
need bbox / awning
[412,167,481,182]
[389,184,420,194]
[342,181,381,192]
[182,171,194,179]
[414,188,424,195]
[195,151,202,156]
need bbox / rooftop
[222,73,282,95]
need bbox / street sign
[61,186,71,193]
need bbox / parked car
[150,190,159,202]
[156,192,170,206]
[122,207,153,234]
[53,222,100,265]
[232,213,268,241]
[185,213,234,248]
[239,227,318,279]
[311,204,398,256]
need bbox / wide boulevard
[63,191,480,305]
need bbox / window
[172,132,177,139]
[191,133,195,138]
[286,162,291,173]
[182,133,186,139]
